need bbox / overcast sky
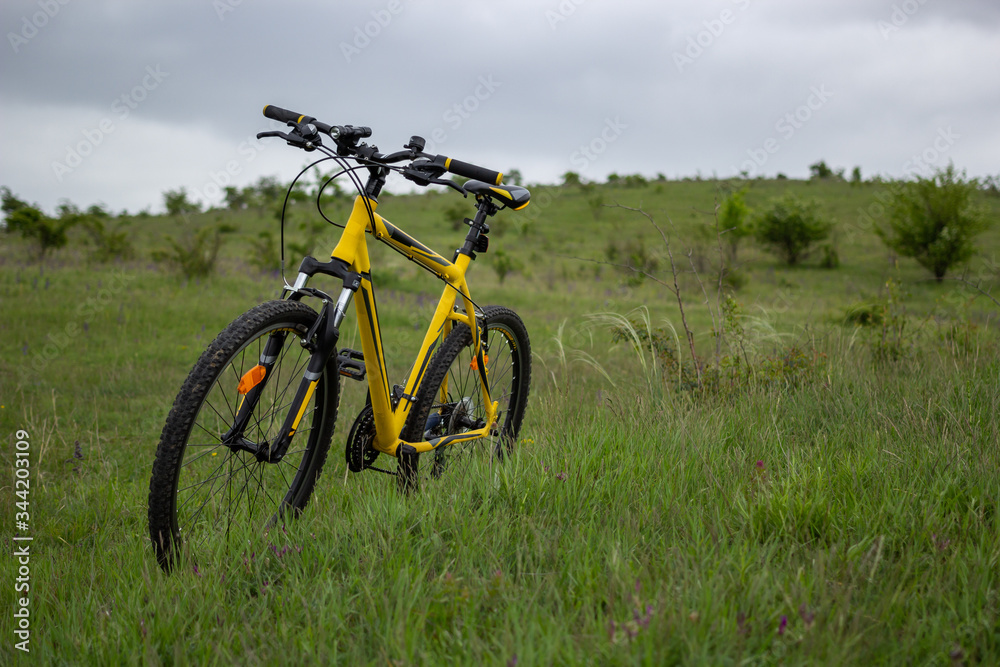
[1,0,998,215]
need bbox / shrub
[719,187,751,263]
[809,160,834,180]
[2,188,76,259]
[561,171,581,187]
[82,216,134,262]
[163,188,201,218]
[609,301,822,397]
[819,244,839,269]
[753,194,833,266]
[286,222,326,258]
[588,194,605,220]
[152,225,232,278]
[870,279,914,365]
[248,231,278,273]
[491,249,521,285]
[605,237,659,286]
[875,165,989,281]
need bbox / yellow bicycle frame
[328,194,498,457]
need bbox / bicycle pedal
[337,348,366,380]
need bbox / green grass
[1,177,998,663]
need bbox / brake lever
[430,177,467,196]
[401,165,465,195]
[256,129,318,151]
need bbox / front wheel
[148,300,339,572]
[398,305,531,490]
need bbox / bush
[719,187,751,262]
[163,188,201,218]
[753,194,833,266]
[604,237,659,286]
[491,249,521,285]
[247,231,278,274]
[152,225,231,278]
[819,244,839,269]
[809,160,834,180]
[2,188,76,260]
[875,165,989,281]
[82,217,134,262]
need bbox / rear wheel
[398,306,531,491]
[148,300,339,572]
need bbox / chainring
[345,403,379,473]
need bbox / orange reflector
[237,364,267,395]
[470,354,488,371]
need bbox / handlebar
[439,157,503,187]
[260,104,503,186]
[262,104,311,126]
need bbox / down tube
[353,272,396,445]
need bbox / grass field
[2,176,999,664]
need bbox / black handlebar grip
[263,104,314,125]
[444,158,503,186]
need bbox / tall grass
[3,334,997,663]
[1,178,998,663]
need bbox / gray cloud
[1,0,997,214]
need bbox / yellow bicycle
[148,105,532,571]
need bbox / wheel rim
[423,322,521,481]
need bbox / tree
[753,194,833,266]
[223,186,249,210]
[809,160,833,180]
[2,188,79,259]
[9,206,76,260]
[561,171,581,187]
[2,186,29,228]
[163,188,200,217]
[876,165,988,281]
[505,168,523,186]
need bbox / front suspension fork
[225,287,354,463]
